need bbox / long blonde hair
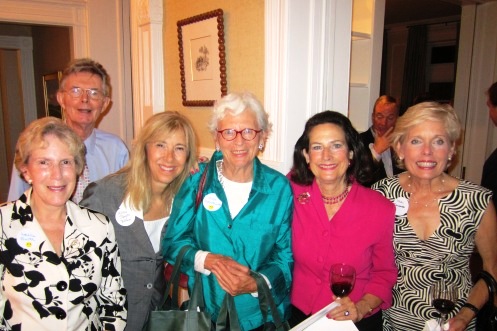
[119,111,197,213]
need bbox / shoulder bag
[145,245,211,331]
[475,270,497,331]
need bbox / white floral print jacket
[0,190,127,331]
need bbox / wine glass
[431,280,458,329]
[329,263,356,298]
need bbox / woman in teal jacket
[163,92,293,331]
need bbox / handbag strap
[160,245,191,309]
[250,271,290,331]
[215,293,242,331]
[477,270,497,307]
[195,165,208,210]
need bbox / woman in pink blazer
[287,111,397,331]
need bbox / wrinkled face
[303,123,352,187]
[372,102,398,136]
[215,109,266,171]
[146,128,188,192]
[396,120,455,180]
[20,134,78,208]
[56,72,110,129]
[487,97,497,126]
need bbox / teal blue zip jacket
[162,151,294,330]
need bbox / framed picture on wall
[177,9,227,107]
[42,71,62,118]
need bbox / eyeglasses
[64,87,105,100]
[217,128,262,141]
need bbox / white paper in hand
[290,302,359,331]
[423,319,449,331]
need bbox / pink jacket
[290,180,397,315]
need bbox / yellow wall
[164,0,265,150]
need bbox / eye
[155,142,165,148]
[410,138,421,145]
[61,159,75,166]
[332,142,344,150]
[311,145,323,151]
[37,159,49,166]
[434,138,446,146]
[174,145,186,153]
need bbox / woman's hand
[446,315,471,331]
[205,253,257,296]
[189,156,210,174]
[326,296,359,322]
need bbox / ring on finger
[344,310,350,316]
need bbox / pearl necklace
[407,174,445,207]
[321,186,350,205]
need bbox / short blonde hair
[15,117,86,181]
[391,102,461,168]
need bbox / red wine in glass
[432,298,456,315]
[329,263,356,298]
[431,281,458,329]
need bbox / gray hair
[208,92,272,136]
[59,58,110,96]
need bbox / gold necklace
[321,186,350,205]
[407,174,445,207]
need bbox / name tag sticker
[17,228,40,249]
[203,193,222,212]
[115,204,135,226]
[394,197,409,216]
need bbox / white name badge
[115,205,136,226]
[394,197,409,216]
[17,228,40,249]
[203,193,222,212]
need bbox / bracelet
[462,302,479,315]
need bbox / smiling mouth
[416,161,437,168]
[159,165,175,171]
[48,185,66,191]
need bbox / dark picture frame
[177,9,227,107]
[42,71,62,118]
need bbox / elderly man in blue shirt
[7,58,129,203]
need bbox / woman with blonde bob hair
[373,102,497,330]
[81,111,197,331]
[1,117,127,330]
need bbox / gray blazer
[81,173,167,331]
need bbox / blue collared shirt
[7,128,129,201]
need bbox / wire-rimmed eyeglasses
[216,128,262,141]
[64,87,105,100]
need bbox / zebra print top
[372,175,492,331]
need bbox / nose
[163,148,175,161]
[50,164,63,179]
[422,143,432,155]
[233,132,244,144]
[79,90,89,102]
[322,147,332,160]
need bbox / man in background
[8,58,129,203]
[360,95,402,187]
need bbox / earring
[215,145,220,152]
[28,179,32,185]
[448,156,452,161]
[258,144,264,151]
